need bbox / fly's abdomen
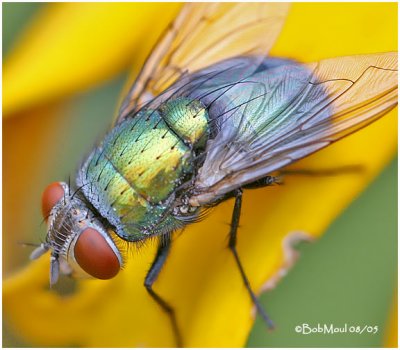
[77,99,208,241]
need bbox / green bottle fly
[77,97,209,241]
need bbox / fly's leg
[279,164,364,177]
[144,236,182,347]
[228,189,274,329]
[243,175,282,189]
[243,165,363,190]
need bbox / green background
[3,3,397,347]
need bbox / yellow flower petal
[3,3,180,116]
[384,292,398,347]
[272,2,397,61]
[3,2,397,347]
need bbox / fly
[31,3,398,347]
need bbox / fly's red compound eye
[42,182,65,219]
[74,228,120,279]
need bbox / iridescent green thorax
[160,98,209,147]
[77,98,209,241]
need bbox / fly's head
[32,182,122,286]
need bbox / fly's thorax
[77,99,209,241]
[33,182,122,285]
[159,97,209,148]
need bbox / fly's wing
[116,2,289,122]
[183,53,397,205]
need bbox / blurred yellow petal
[3,3,180,116]
[3,2,397,348]
[4,246,178,346]
[271,2,398,60]
[384,292,398,347]
[3,103,72,274]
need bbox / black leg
[243,165,363,192]
[228,189,275,329]
[280,164,364,177]
[144,236,182,347]
[243,175,282,189]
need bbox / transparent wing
[183,52,398,205]
[116,2,289,122]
